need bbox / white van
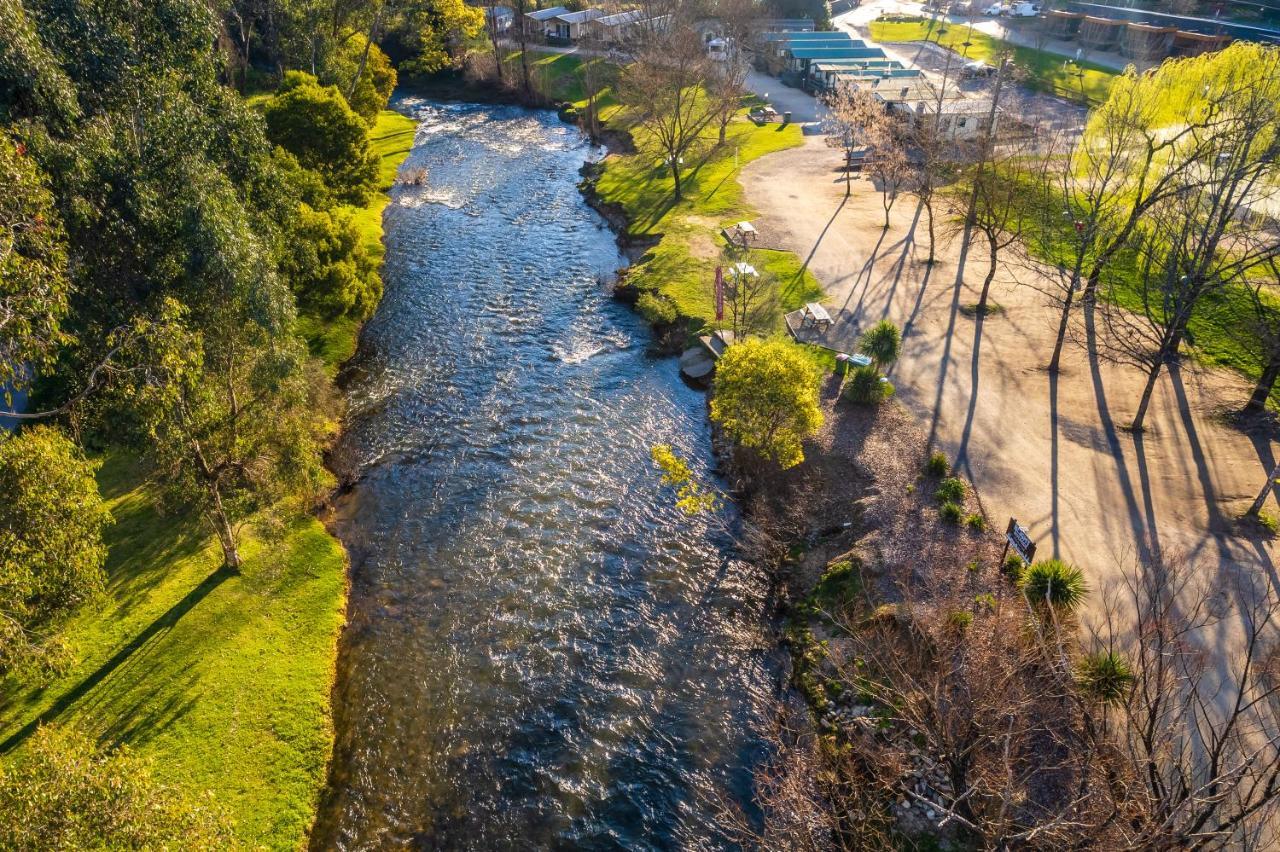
[1007,2,1041,15]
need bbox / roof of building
[555,8,604,23]
[811,59,907,72]
[762,31,865,46]
[596,9,645,25]
[752,18,817,31]
[786,45,886,59]
[526,6,569,20]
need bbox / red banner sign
[714,266,724,322]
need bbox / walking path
[740,134,1279,639]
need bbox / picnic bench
[749,105,779,125]
[801,302,832,331]
[734,221,758,243]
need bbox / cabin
[781,44,888,85]
[591,9,657,44]
[549,8,604,42]
[807,61,916,94]
[524,6,569,38]
[900,97,998,141]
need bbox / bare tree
[617,28,717,202]
[821,85,884,197]
[867,120,911,231]
[720,251,778,339]
[1087,552,1280,849]
[1240,260,1280,416]
[706,0,755,145]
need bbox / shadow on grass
[0,565,236,755]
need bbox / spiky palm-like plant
[859,320,901,370]
[1020,559,1089,613]
[1076,651,1134,705]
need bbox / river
[313,99,781,850]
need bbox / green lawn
[869,18,1117,104]
[595,107,823,329]
[0,455,347,848]
[301,107,418,373]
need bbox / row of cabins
[763,30,995,140]
[1042,9,1230,60]
[519,6,668,45]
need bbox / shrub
[0,727,233,848]
[280,203,381,318]
[935,476,966,504]
[945,610,973,631]
[636,291,678,326]
[859,319,901,369]
[1002,552,1025,581]
[1076,651,1134,705]
[965,513,986,531]
[711,338,823,469]
[939,501,963,523]
[1020,559,1089,612]
[844,365,892,405]
[926,450,949,477]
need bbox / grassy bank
[298,107,418,372]
[0,105,418,847]
[590,101,823,330]
[0,456,346,848]
[869,18,1117,104]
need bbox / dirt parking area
[740,134,1280,639]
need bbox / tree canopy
[264,72,380,205]
[0,426,110,679]
[710,338,824,470]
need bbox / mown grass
[593,102,823,330]
[301,107,418,373]
[0,454,347,849]
[869,18,1117,104]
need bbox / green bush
[965,513,986,532]
[926,450,949,477]
[935,476,966,504]
[1020,559,1089,612]
[939,501,963,523]
[636,291,678,326]
[1002,552,1025,581]
[844,365,893,405]
[945,609,973,631]
[280,203,381,319]
[0,727,233,848]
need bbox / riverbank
[0,106,417,848]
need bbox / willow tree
[1096,45,1280,431]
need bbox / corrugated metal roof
[526,6,568,20]
[597,9,645,25]
[555,8,604,24]
[786,45,886,58]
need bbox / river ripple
[314,99,780,851]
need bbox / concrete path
[740,133,1280,643]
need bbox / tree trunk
[347,3,383,102]
[718,117,728,145]
[672,160,682,201]
[845,150,852,197]
[208,485,242,572]
[924,198,935,264]
[977,234,998,313]
[489,14,505,85]
[1246,352,1280,414]
[1132,360,1163,433]
[1247,460,1280,517]
[1048,277,1077,374]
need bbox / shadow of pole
[925,222,974,451]
[0,566,236,755]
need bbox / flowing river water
[312,99,783,850]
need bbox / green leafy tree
[118,296,330,572]
[281,203,380,318]
[0,726,233,849]
[0,425,110,679]
[710,337,823,470]
[264,72,379,205]
[323,31,398,124]
[0,131,71,399]
[859,320,901,371]
[398,0,485,77]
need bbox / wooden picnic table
[803,302,832,330]
[734,221,758,243]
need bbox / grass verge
[0,455,347,848]
[869,18,1117,104]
